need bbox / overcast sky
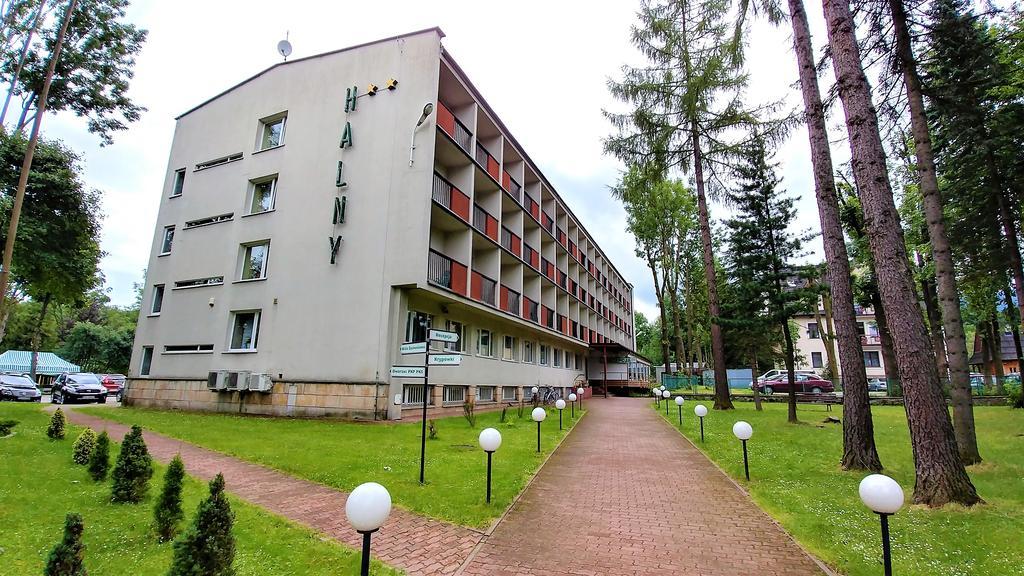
[41,0,849,321]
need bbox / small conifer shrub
[72,429,97,465]
[167,473,235,576]
[88,431,111,481]
[47,408,66,440]
[110,425,153,503]
[44,513,86,576]
[154,455,186,542]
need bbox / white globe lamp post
[568,392,578,418]
[859,474,905,576]
[674,395,684,425]
[531,406,547,453]
[478,428,502,504]
[555,398,566,430]
[694,404,708,442]
[345,482,393,576]
[732,421,753,480]
[662,389,671,416]
[577,386,585,410]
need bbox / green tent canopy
[0,350,81,375]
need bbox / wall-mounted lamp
[409,102,435,166]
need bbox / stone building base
[124,379,387,420]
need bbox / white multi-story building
[127,28,647,419]
[791,306,888,379]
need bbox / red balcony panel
[541,306,551,326]
[451,261,468,296]
[471,271,483,300]
[542,213,553,230]
[487,156,500,181]
[451,187,471,221]
[511,234,522,257]
[530,201,540,220]
[500,285,509,311]
[437,102,455,137]
[546,261,555,278]
[530,250,539,269]
[486,215,499,242]
[557,229,567,247]
[561,316,569,334]
[502,170,511,190]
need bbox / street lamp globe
[531,407,547,422]
[568,393,577,402]
[659,385,666,392]
[577,387,585,396]
[345,482,392,533]
[662,390,670,399]
[732,421,753,441]
[675,396,684,406]
[694,404,708,417]
[479,427,502,453]
[531,386,539,394]
[859,474,904,515]
[555,398,566,410]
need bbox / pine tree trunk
[995,190,1024,331]
[871,282,901,385]
[782,318,799,423]
[29,293,51,383]
[692,122,732,410]
[648,253,673,377]
[0,0,45,127]
[822,293,840,382]
[1004,285,1023,379]
[668,283,687,373]
[980,321,993,385]
[751,354,762,411]
[890,0,981,464]
[788,0,880,470]
[823,0,980,505]
[921,274,950,381]
[989,312,1005,394]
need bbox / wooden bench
[797,393,842,411]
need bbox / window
[811,352,823,368]
[502,386,517,401]
[566,354,574,370]
[229,310,260,351]
[554,349,562,368]
[576,354,582,370]
[540,344,549,366]
[174,276,224,289]
[150,285,164,315]
[405,311,432,343]
[195,152,242,171]
[444,320,465,352]
[160,226,174,255]
[808,322,820,339]
[477,329,493,357]
[164,344,214,353]
[443,385,466,404]
[864,351,881,368]
[856,322,866,335]
[171,168,185,197]
[476,386,495,402]
[240,241,270,280]
[140,346,153,376]
[185,213,233,229]
[260,115,286,150]
[502,335,518,361]
[250,176,277,214]
[523,341,534,363]
[403,384,426,405]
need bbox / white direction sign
[390,366,426,378]
[428,354,462,366]
[400,342,427,355]
[428,329,459,343]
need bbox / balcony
[500,285,521,316]
[523,243,539,269]
[475,142,500,181]
[557,270,567,290]
[862,335,882,346]
[428,250,468,296]
[432,172,471,221]
[541,257,556,280]
[542,305,554,329]
[502,170,522,203]
[471,270,497,306]
[524,194,541,221]
[541,212,554,235]
[524,297,539,323]
[557,228,567,247]
[472,204,499,242]
[500,226,522,257]
[436,101,472,153]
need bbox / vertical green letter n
[333,196,347,224]
[345,86,358,113]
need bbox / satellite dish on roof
[277,33,292,61]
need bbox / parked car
[867,378,888,392]
[758,369,820,382]
[0,373,42,402]
[753,373,835,395]
[99,374,126,401]
[51,373,108,404]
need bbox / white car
[758,369,821,382]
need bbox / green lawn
[80,403,584,529]
[0,403,400,576]
[653,400,1024,576]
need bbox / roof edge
[176,26,446,120]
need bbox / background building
[127,28,639,419]
[791,305,889,380]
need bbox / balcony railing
[862,335,882,346]
[523,243,539,269]
[525,297,539,322]
[428,250,468,296]
[557,270,567,290]
[557,228,567,247]
[471,270,497,306]
[501,285,521,315]
[500,226,522,257]
[432,172,471,221]
[473,204,498,241]
[541,212,554,235]
[525,194,540,220]
[475,142,500,180]
[543,306,554,329]
[436,101,472,153]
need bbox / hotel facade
[127,28,649,420]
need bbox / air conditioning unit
[247,373,273,393]
[225,371,250,392]
[207,370,228,391]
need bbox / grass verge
[80,403,584,529]
[653,400,1023,576]
[0,403,400,576]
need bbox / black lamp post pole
[559,408,563,430]
[879,512,893,576]
[419,352,430,485]
[485,450,493,503]
[358,529,377,576]
[536,421,542,453]
[741,439,750,481]
[664,397,669,416]
[571,399,575,418]
[677,405,682,426]
[699,416,705,442]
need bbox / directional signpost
[391,326,462,484]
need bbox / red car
[99,374,126,401]
[753,373,835,395]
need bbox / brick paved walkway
[459,397,826,576]
[60,409,480,576]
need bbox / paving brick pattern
[459,397,825,576]
[61,410,481,575]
